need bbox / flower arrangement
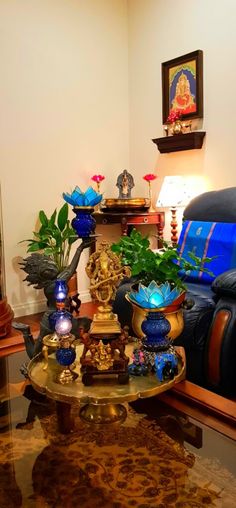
[63,186,102,207]
[143,173,157,211]
[166,110,182,124]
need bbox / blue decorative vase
[55,336,78,384]
[71,206,96,238]
[141,311,171,352]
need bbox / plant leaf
[39,210,48,227]
[57,203,69,232]
[49,209,57,227]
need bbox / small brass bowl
[102,198,150,211]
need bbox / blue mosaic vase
[141,311,171,352]
[71,206,96,238]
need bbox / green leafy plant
[111,228,214,290]
[20,203,78,272]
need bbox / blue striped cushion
[177,220,236,283]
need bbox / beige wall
[1,0,236,315]
[128,0,236,237]
[0,0,129,315]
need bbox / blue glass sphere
[56,347,76,367]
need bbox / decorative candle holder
[55,316,78,384]
[54,280,68,303]
[126,281,183,378]
[56,335,77,384]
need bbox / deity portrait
[169,61,197,116]
[162,51,203,123]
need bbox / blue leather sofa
[113,187,236,397]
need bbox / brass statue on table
[86,241,131,335]
[80,241,131,385]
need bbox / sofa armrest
[212,268,236,298]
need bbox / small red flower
[91,174,105,183]
[167,110,182,124]
[143,173,157,182]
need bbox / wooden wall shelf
[152,131,206,153]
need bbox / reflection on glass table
[1,350,236,508]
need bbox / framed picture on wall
[162,50,203,124]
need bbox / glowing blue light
[128,281,182,309]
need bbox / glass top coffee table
[1,349,236,508]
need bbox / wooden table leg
[157,212,165,248]
[56,401,74,433]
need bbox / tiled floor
[1,348,236,507]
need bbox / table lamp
[156,175,204,245]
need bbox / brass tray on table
[28,343,186,426]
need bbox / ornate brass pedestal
[80,402,127,424]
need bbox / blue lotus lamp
[126,281,184,351]
[127,281,183,310]
[63,186,103,238]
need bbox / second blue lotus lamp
[63,186,102,238]
[127,281,183,352]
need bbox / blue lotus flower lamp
[127,281,183,352]
[63,186,102,238]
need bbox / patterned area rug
[0,402,236,507]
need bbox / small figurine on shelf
[128,349,149,376]
[164,110,192,136]
[166,110,183,135]
[116,170,135,199]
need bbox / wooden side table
[93,210,165,248]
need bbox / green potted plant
[16,202,95,361]
[111,228,214,339]
[21,202,78,272]
[111,228,213,290]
